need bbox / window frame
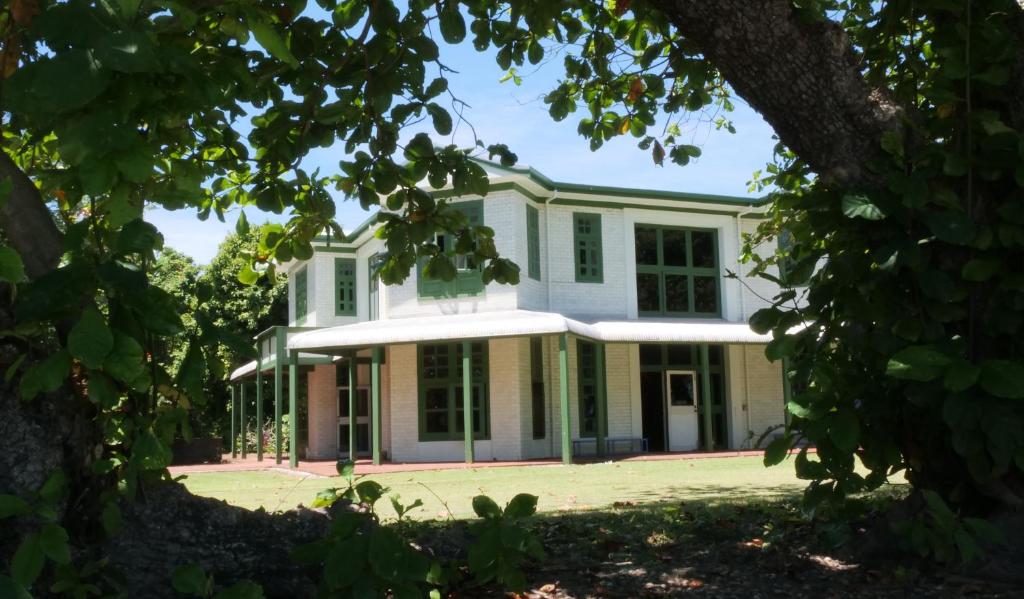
[334,257,357,316]
[575,339,607,438]
[418,200,486,299]
[635,225,722,318]
[294,266,308,324]
[573,212,603,283]
[526,204,541,281]
[417,342,490,442]
[530,337,545,439]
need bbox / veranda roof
[286,310,771,355]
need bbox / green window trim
[418,200,486,299]
[334,258,357,316]
[294,266,308,325]
[573,212,603,283]
[576,339,607,438]
[635,225,722,318]
[526,204,541,281]
[417,342,490,442]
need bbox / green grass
[181,456,816,520]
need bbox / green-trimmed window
[294,266,308,324]
[573,212,603,283]
[530,337,545,439]
[576,339,606,438]
[419,200,485,298]
[418,342,489,441]
[335,258,356,316]
[526,204,541,281]
[635,226,720,317]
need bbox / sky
[147,20,779,265]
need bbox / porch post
[595,342,607,458]
[699,344,713,452]
[240,382,248,459]
[289,350,299,468]
[462,340,474,464]
[230,385,237,458]
[256,343,264,462]
[274,328,285,464]
[559,333,572,465]
[371,346,382,465]
[348,356,357,461]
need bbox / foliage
[171,563,264,599]
[738,0,1024,561]
[466,493,544,592]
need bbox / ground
[180,456,812,518]
[180,458,1018,597]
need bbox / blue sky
[148,25,779,264]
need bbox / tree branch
[650,0,907,189]
[0,150,62,280]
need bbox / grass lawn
[181,456,814,520]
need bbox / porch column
[289,351,299,468]
[559,333,572,465]
[256,345,264,462]
[596,342,607,458]
[348,356,357,460]
[230,385,237,458]
[462,340,474,464]
[700,344,713,452]
[274,328,285,464]
[240,382,247,459]
[371,346,382,465]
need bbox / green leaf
[11,533,44,588]
[171,563,210,597]
[922,212,976,245]
[20,350,72,401]
[841,194,884,220]
[748,308,781,335]
[828,410,860,453]
[472,495,502,519]
[336,459,355,481]
[961,259,998,282]
[238,263,260,285]
[503,494,538,519]
[39,523,70,564]
[0,576,31,599]
[68,306,114,369]
[94,30,160,73]
[0,246,26,283]
[944,363,980,392]
[248,17,299,68]
[5,49,111,116]
[0,495,31,519]
[426,103,453,136]
[215,580,265,599]
[354,480,384,505]
[236,211,250,236]
[979,360,1024,399]
[102,502,123,536]
[103,333,146,385]
[438,4,466,43]
[763,435,791,466]
[886,345,952,382]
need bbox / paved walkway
[168,448,777,477]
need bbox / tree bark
[650,0,907,189]
[0,150,62,280]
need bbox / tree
[1,0,1022,594]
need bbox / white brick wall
[726,344,786,448]
[547,206,630,318]
[306,364,337,459]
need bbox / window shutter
[573,212,603,283]
[527,204,541,281]
[294,267,308,324]
[334,258,357,316]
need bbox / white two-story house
[229,158,787,466]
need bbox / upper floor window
[294,266,308,324]
[368,253,384,321]
[635,226,720,317]
[335,258,356,316]
[418,200,485,298]
[573,212,603,283]
[526,204,541,281]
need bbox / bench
[572,437,648,456]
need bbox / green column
[371,346,383,465]
[463,340,474,464]
[256,344,264,462]
[274,328,285,465]
[595,342,607,458]
[348,357,357,460]
[289,351,299,469]
[700,344,713,452]
[559,334,572,465]
[230,385,237,458]
[240,383,248,459]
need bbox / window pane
[338,391,349,418]
[531,381,545,439]
[691,231,715,268]
[426,411,448,434]
[664,274,690,313]
[639,344,662,367]
[709,345,724,366]
[668,373,695,406]
[637,273,660,312]
[693,276,718,313]
[635,227,659,265]
[424,388,447,411]
[666,344,693,366]
[663,229,687,267]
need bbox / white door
[666,370,700,451]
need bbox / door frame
[337,385,372,458]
